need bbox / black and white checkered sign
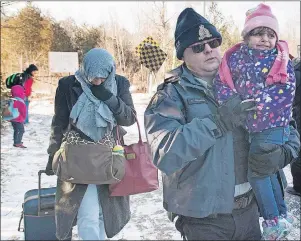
[137,38,167,72]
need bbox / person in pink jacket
[10,85,27,148]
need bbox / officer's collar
[180,64,209,91]
[194,77,210,89]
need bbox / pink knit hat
[241,3,279,38]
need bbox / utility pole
[203,1,206,17]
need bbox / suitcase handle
[38,170,47,214]
[17,210,24,232]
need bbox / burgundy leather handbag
[109,115,159,196]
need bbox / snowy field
[1,93,300,240]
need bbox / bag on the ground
[52,129,126,185]
[1,97,24,121]
[5,73,27,89]
[109,115,159,196]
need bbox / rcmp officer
[144,8,300,240]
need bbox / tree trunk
[119,32,126,72]
[113,22,122,70]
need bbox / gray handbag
[52,130,126,185]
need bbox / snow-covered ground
[1,93,300,240]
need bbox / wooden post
[147,71,153,95]
[153,72,157,91]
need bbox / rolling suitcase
[18,170,58,240]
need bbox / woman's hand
[90,84,113,101]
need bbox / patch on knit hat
[198,25,212,41]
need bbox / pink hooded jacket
[219,40,290,90]
[11,85,26,123]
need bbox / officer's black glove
[217,95,257,132]
[249,124,300,177]
[248,143,281,177]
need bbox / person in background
[23,64,38,124]
[10,85,27,148]
[286,57,301,197]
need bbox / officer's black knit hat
[174,8,222,59]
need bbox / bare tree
[1,1,14,17]
[1,1,20,29]
[107,10,128,73]
[139,2,174,74]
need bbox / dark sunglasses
[189,39,221,54]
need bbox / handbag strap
[67,118,73,132]
[116,113,142,145]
